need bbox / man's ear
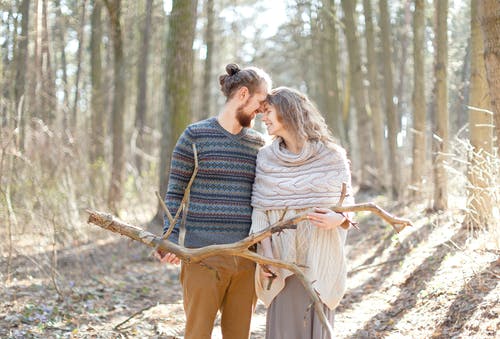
[238,86,249,100]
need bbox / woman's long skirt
[265,275,335,339]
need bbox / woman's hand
[307,207,346,230]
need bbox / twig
[114,304,157,330]
[158,143,199,240]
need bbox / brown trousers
[180,255,256,339]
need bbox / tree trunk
[54,0,70,132]
[478,0,500,152]
[104,0,126,213]
[379,0,399,198]
[451,39,471,135]
[90,0,105,164]
[134,0,153,175]
[315,5,328,117]
[467,0,493,228]
[71,0,88,130]
[322,0,345,144]
[432,0,449,210]
[363,0,386,189]
[40,0,56,124]
[411,0,426,197]
[31,0,41,124]
[14,0,30,149]
[158,0,198,217]
[2,9,14,127]
[396,0,411,132]
[201,0,214,119]
[317,1,344,143]
[341,0,373,189]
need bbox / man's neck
[217,105,243,135]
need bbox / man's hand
[154,248,181,265]
[307,207,346,230]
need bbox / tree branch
[87,143,412,338]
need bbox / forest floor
[0,197,498,338]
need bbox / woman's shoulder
[320,143,351,171]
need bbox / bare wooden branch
[87,198,411,339]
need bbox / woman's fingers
[313,207,330,214]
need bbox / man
[157,63,272,339]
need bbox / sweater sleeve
[163,128,195,244]
[250,208,270,234]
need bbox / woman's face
[262,104,285,137]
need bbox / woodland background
[0,0,499,338]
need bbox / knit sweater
[250,139,354,310]
[164,117,265,248]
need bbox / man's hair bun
[226,63,241,76]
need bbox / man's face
[236,85,268,128]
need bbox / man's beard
[236,99,254,128]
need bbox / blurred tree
[104,0,126,213]
[341,0,373,190]
[71,0,88,130]
[432,0,449,210]
[54,0,70,132]
[90,0,105,164]
[201,0,215,119]
[363,0,386,190]
[158,0,198,217]
[379,0,399,198]
[14,0,30,149]
[134,0,153,175]
[467,0,493,228]
[396,0,411,131]
[478,0,500,152]
[411,0,426,198]
[40,0,57,124]
[321,0,345,144]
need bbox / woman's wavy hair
[266,87,342,151]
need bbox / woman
[250,87,354,338]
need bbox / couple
[158,63,354,339]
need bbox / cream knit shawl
[250,139,354,310]
[251,139,352,209]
